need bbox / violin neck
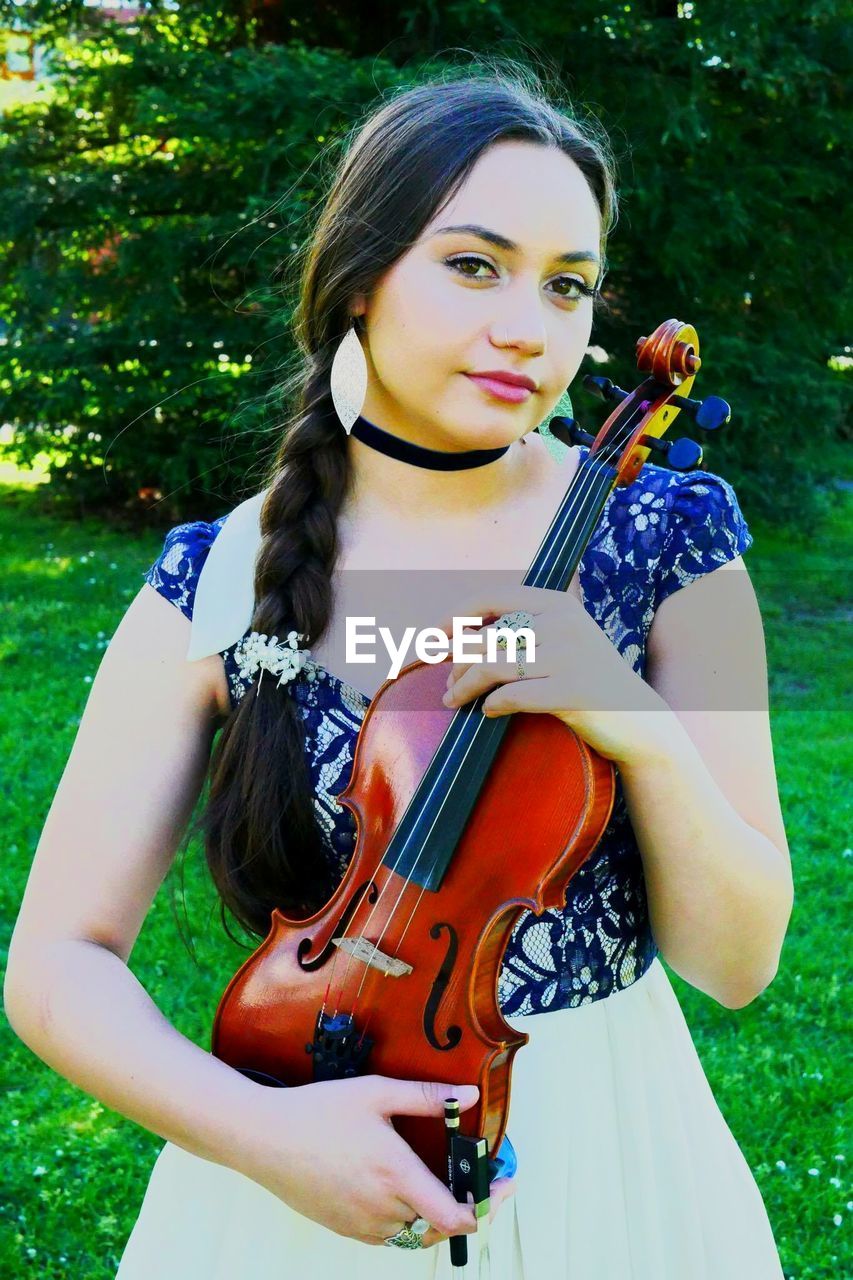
[381,450,621,893]
[523,450,619,591]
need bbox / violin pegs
[584,378,728,434]
[667,437,704,470]
[671,393,731,431]
[549,415,596,448]
[582,374,612,401]
[694,394,731,431]
[639,435,704,470]
[582,375,628,404]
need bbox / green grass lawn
[1,473,850,1279]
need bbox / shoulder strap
[186,488,270,661]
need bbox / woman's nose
[492,321,546,356]
[491,296,547,355]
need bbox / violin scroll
[550,318,732,487]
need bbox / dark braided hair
[198,62,619,942]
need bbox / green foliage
[0,16,414,518]
[507,0,852,523]
[0,2,848,526]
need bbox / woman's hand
[436,585,674,768]
[234,1074,515,1250]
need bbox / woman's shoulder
[143,487,270,667]
[620,458,754,607]
[142,515,230,624]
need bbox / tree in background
[0,0,848,523]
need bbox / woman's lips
[464,373,533,404]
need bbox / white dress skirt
[115,957,784,1279]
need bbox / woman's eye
[445,254,495,279]
[550,276,595,301]
[444,254,595,301]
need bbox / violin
[211,318,730,1229]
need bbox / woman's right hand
[234,1074,516,1249]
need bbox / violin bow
[445,1097,492,1276]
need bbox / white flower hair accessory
[234,630,312,693]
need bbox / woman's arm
[624,557,793,1008]
[4,585,269,1169]
[437,573,792,1013]
[5,934,273,1168]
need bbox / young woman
[6,70,793,1279]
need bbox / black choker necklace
[349,413,512,471]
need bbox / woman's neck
[338,431,580,567]
[344,432,541,525]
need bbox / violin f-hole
[297,878,379,971]
[423,921,463,1051]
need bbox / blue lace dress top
[143,449,752,1018]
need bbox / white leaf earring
[330,320,368,435]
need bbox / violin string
[342,458,619,1034]
[326,408,645,1026]
[333,411,645,1029]
[331,412,645,1028]
[350,455,623,1007]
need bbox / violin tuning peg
[582,375,612,401]
[671,393,731,432]
[694,395,731,431]
[639,435,704,470]
[667,437,704,470]
[549,415,596,448]
[582,375,627,405]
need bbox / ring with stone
[493,610,536,650]
[383,1217,430,1248]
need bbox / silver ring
[517,650,528,679]
[383,1217,430,1249]
[493,610,536,651]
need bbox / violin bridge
[331,935,413,977]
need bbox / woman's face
[352,139,603,451]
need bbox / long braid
[200,362,351,940]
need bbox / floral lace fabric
[143,449,752,1017]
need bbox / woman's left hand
[435,586,674,769]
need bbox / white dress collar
[186,487,270,661]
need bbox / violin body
[212,656,615,1182]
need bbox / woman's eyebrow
[430,223,600,269]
